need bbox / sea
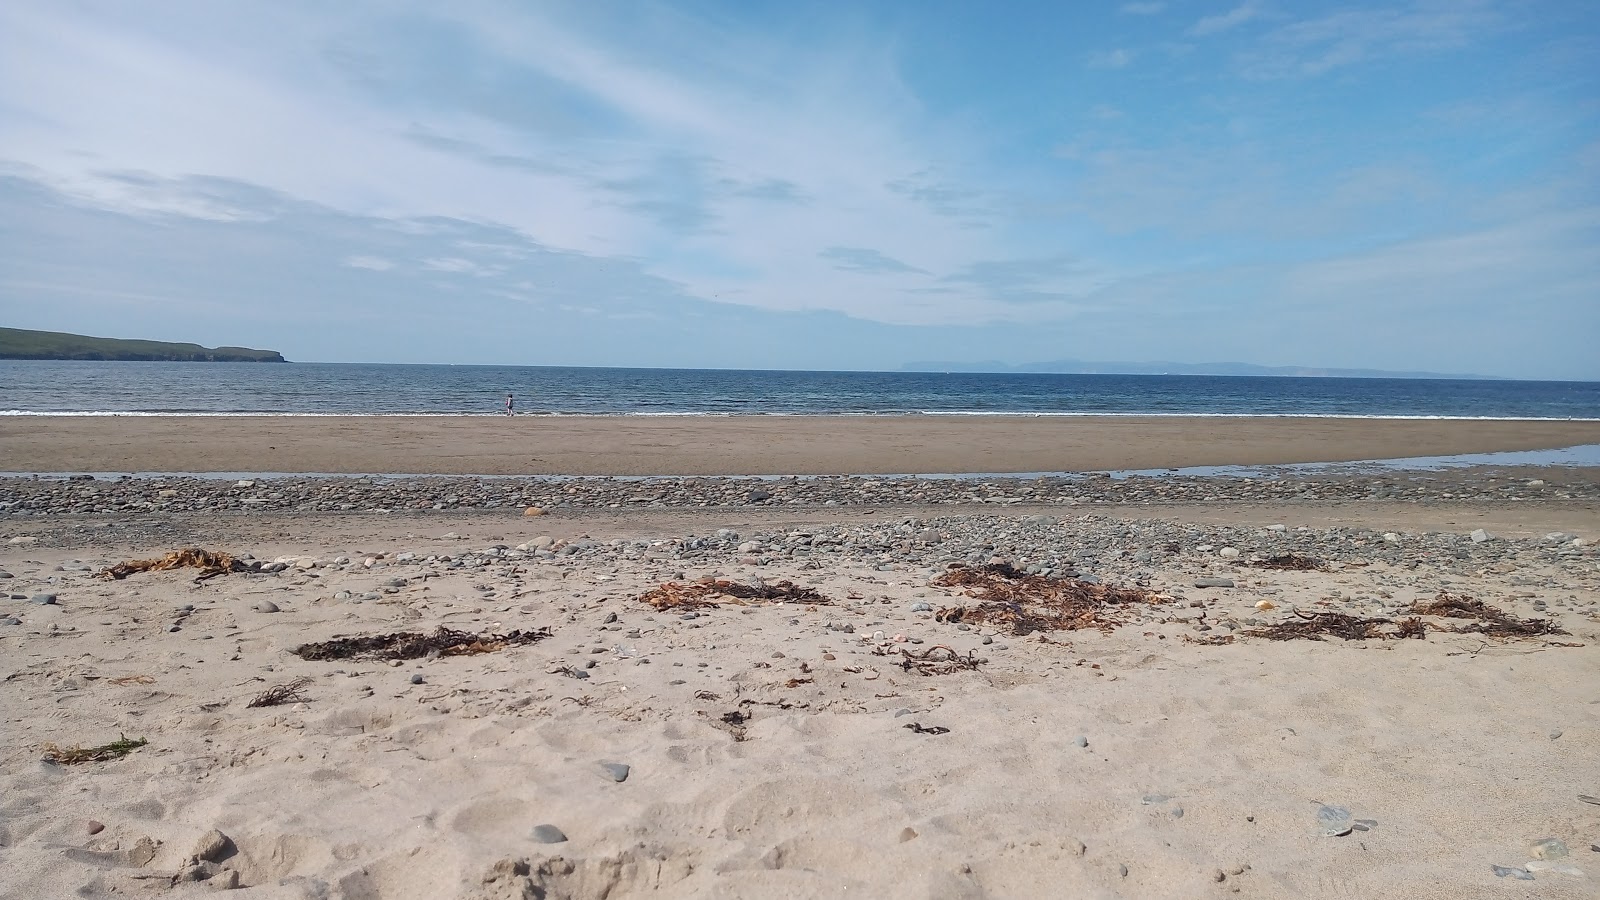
[2,361,1598,419]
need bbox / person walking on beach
[505,393,515,416]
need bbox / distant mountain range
[0,327,286,362]
[900,358,1497,380]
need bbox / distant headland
[0,327,287,362]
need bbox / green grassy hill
[0,327,287,362]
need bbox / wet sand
[5,415,1599,475]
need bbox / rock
[31,593,58,605]
[383,577,408,588]
[1470,529,1492,543]
[1266,524,1287,532]
[1194,578,1234,588]
[65,835,160,868]
[523,506,546,516]
[191,829,234,863]
[87,820,105,835]
[1218,547,1240,559]
[210,869,240,890]
[1383,532,1401,543]
[530,824,567,844]
[1,617,20,626]
[1529,837,1569,860]
[7,536,38,545]
[1316,804,1354,837]
[1525,860,1584,876]
[910,602,932,612]
[1074,736,1088,748]
[410,674,424,685]
[747,489,772,503]
[253,600,279,613]
[1528,479,1545,487]
[599,762,630,782]
[235,480,255,488]
[1212,869,1227,883]
[1491,864,1533,880]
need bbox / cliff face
[0,328,287,362]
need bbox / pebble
[410,674,424,685]
[31,593,58,605]
[2,617,22,626]
[191,829,234,863]
[1491,864,1534,880]
[253,600,279,613]
[1316,804,1354,837]
[1529,837,1569,860]
[599,762,630,782]
[1194,578,1234,588]
[1074,736,1088,748]
[1470,528,1493,543]
[530,824,568,844]
[86,820,104,835]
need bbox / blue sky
[1,1,1596,378]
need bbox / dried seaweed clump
[1251,554,1325,571]
[247,677,313,708]
[892,645,983,676]
[293,626,552,662]
[42,735,148,765]
[99,548,257,582]
[1408,592,1567,639]
[638,579,828,612]
[930,563,1168,635]
[1242,611,1425,642]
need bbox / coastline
[5,414,1600,476]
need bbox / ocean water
[1,361,1598,419]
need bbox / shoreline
[1,483,1595,897]
[5,414,1600,476]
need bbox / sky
[1,1,1597,379]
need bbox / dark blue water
[2,361,1597,419]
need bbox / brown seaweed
[42,735,148,765]
[293,626,552,662]
[1251,554,1326,571]
[638,579,829,611]
[930,563,1168,635]
[246,677,313,708]
[99,548,258,583]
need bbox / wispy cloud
[820,246,928,275]
[1191,2,1264,37]
[1235,2,1500,77]
[1087,48,1135,69]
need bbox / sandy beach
[1,423,1597,898]
[4,415,1599,475]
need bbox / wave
[4,409,1599,422]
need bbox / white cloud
[1234,2,1499,77]
[343,255,394,271]
[1088,48,1135,69]
[1191,2,1263,37]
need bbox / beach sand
[4,414,1599,475]
[1,422,1597,898]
